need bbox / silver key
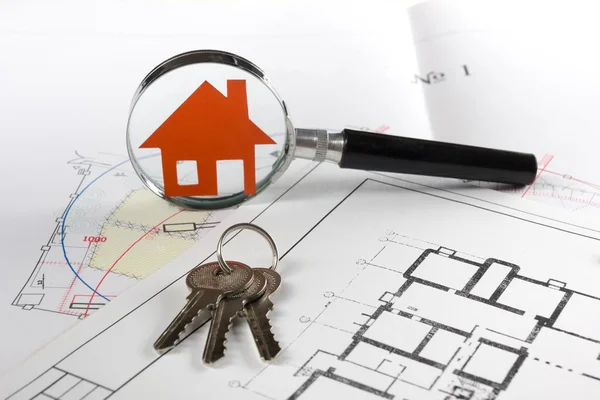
[242,268,282,361]
[154,261,254,352]
[203,269,267,363]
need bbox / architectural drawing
[11,233,600,400]
[5,173,600,400]
[11,152,224,318]
[279,236,600,399]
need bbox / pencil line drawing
[276,236,600,400]
[12,152,224,319]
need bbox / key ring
[216,223,278,274]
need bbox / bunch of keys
[153,223,282,364]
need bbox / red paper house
[140,79,276,197]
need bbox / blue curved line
[61,154,159,301]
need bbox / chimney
[227,80,248,119]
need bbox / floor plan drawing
[4,169,600,400]
[11,151,226,319]
[277,235,600,400]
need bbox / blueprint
[287,240,600,400]
[0,151,233,375]
[12,151,229,320]
[1,162,599,400]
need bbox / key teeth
[263,320,280,350]
[221,314,238,352]
[220,320,233,355]
[154,306,213,352]
[258,304,281,361]
[204,313,236,364]
[184,309,207,333]
[170,313,202,347]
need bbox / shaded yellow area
[109,189,203,227]
[89,188,211,279]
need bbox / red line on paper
[41,261,85,266]
[521,154,554,198]
[72,294,116,304]
[82,209,185,318]
[542,169,600,191]
[529,191,600,207]
[375,125,390,133]
[58,241,94,316]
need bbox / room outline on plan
[286,237,600,400]
[5,171,600,400]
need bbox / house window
[217,160,244,194]
[176,160,198,186]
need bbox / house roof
[139,79,276,152]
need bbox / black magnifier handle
[294,128,538,185]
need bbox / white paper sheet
[1,161,599,400]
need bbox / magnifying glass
[126,49,537,210]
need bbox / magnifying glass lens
[127,56,290,210]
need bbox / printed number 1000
[83,236,107,243]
